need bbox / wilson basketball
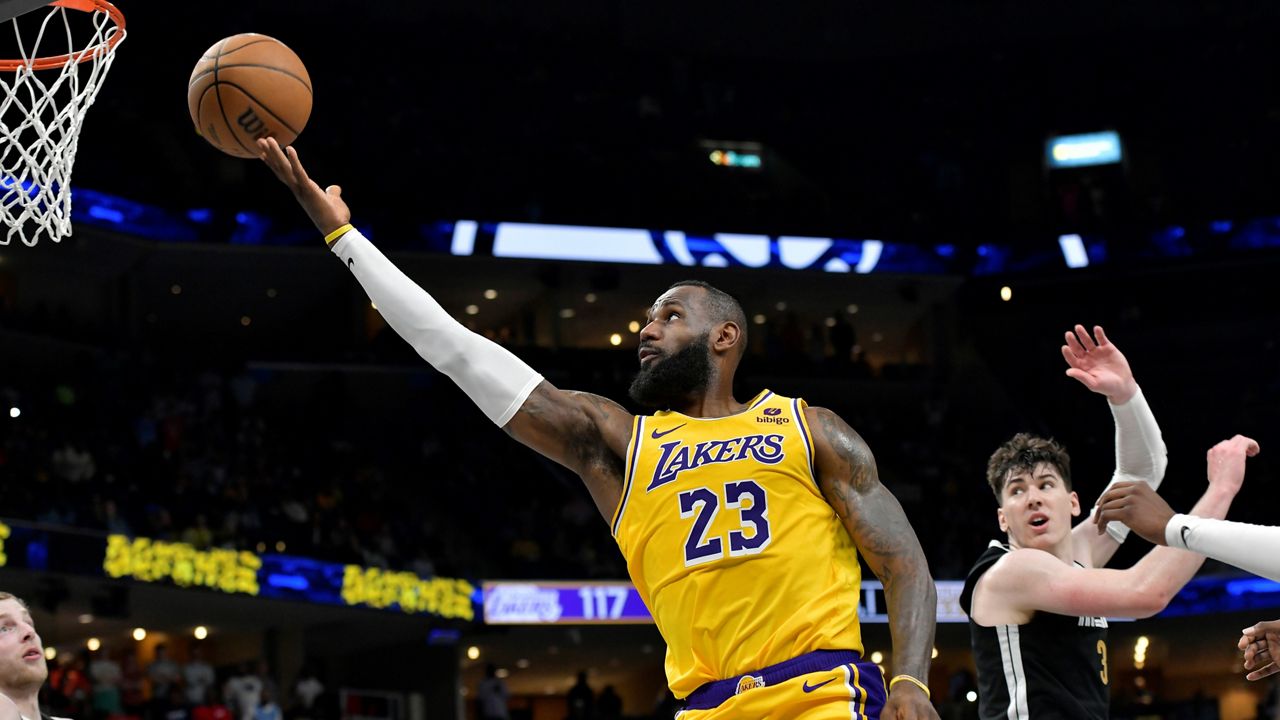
[187,34,312,158]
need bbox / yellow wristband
[888,674,930,699]
[324,223,354,246]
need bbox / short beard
[628,333,713,410]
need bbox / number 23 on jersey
[679,480,772,566]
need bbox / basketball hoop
[0,0,125,246]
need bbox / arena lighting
[699,140,764,170]
[870,651,884,664]
[8,407,18,418]
[194,626,208,640]
[1058,233,1089,268]
[1047,131,1122,169]
[132,628,146,641]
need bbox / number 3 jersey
[610,390,865,699]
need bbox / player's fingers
[1247,662,1280,681]
[1237,436,1261,456]
[1064,369,1096,388]
[1075,324,1098,351]
[326,185,343,198]
[1093,325,1110,347]
[1061,344,1082,367]
[1065,330,1087,358]
[285,145,311,185]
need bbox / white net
[0,0,124,246]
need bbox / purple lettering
[736,435,764,460]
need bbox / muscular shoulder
[804,406,876,492]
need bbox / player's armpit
[806,406,937,682]
[503,382,634,518]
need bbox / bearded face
[628,331,713,409]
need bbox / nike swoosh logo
[1180,525,1191,546]
[651,424,686,439]
[802,678,834,693]
[347,258,355,269]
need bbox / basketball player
[0,592,50,720]
[1090,441,1280,681]
[256,137,939,720]
[960,326,1249,719]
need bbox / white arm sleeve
[329,228,543,426]
[1087,386,1169,543]
[1166,514,1280,582]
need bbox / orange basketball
[187,33,312,158]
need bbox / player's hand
[1061,325,1138,404]
[1206,435,1259,496]
[256,137,351,237]
[1240,620,1280,680]
[1093,481,1174,542]
[883,683,940,720]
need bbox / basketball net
[0,0,124,246]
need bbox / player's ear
[713,321,741,356]
[997,507,1008,533]
[1069,491,1081,517]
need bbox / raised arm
[806,407,939,720]
[1061,324,1168,568]
[257,139,634,517]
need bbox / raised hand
[1206,435,1259,496]
[256,137,351,237]
[1061,325,1138,404]
[1093,481,1175,542]
[1240,619,1280,681]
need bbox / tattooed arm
[807,406,939,719]
[504,383,635,519]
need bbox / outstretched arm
[257,139,633,516]
[1097,437,1276,580]
[1061,324,1167,567]
[807,407,939,720]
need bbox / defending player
[257,137,939,720]
[0,593,51,720]
[960,326,1247,719]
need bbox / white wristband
[330,228,543,426]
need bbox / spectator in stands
[566,671,594,720]
[475,665,508,720]
[252,687,281,720]
[596,686,621,720]
[183,646,214,707]
[224,663,262,720]
[290,662,324,720]
[47,651,92,719]
[192,686,233,720]
[148,644,182,716]
[88,647,123,719]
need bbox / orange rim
[0,0,125,72]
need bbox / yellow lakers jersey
[611,390,864,698]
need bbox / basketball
[187,33,312,158]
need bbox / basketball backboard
[0,0,52,22]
